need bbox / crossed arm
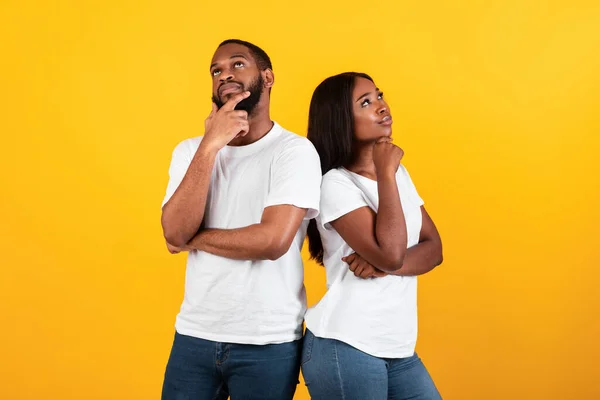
[161,140,310,261]
[167,205,307,261]
[334,206,443,278]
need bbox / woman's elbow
[436,252,444,266]
[434,240,444,267]
[379,253,406,272]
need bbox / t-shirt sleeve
[161,139,195,208]
[399,164,424,207]
[319,172,370,229]
[264,140,322,219]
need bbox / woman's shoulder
[322,168,354,185]
[320,168,365,201]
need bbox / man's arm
[161,144,217,247]
[184,204,308,260]
[165,134,321,259]
[161,92,250,247]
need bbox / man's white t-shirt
[304,165,424,358]
[162,122,321,345]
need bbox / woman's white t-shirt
[304,165,424,358]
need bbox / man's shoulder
[170,136,202,156]
[275,124,311,145]
[271,123,318,155]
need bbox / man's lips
[219,83,242,96]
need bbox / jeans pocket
[300,330,314,366]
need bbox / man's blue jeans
[161,331,301,400]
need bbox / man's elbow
[263,236,294,261]
[162,219,187,248]
[163,229,186,248]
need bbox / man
[160,39,321,400]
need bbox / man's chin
[212,95,226,109]
[213,93,242,109]
[221,89,243,99]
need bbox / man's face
[210,43,264,114]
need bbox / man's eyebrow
[210,54,249,70]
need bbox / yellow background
[1,0,599,399]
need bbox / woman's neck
[346,142,377,180]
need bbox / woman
[302,72,443,399]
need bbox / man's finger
[235,121,250,139]
[167,246,180,254]
[208,102,218,118]
[232,110,249,119]
[234,128,249,139]
[221,91,250,111]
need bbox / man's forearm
[186,224,286,261]
[161,144,216,246]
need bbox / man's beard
[212,74,264,115]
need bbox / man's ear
[263,69,274,89]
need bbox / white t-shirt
[162,122,321,345]
[304,165,424,358]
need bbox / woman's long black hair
[306,72,374,265]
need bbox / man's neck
[228,106,273,147]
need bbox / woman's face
[352,77,393,142]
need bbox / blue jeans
[301,329,442,400]
[161,331,301,400]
